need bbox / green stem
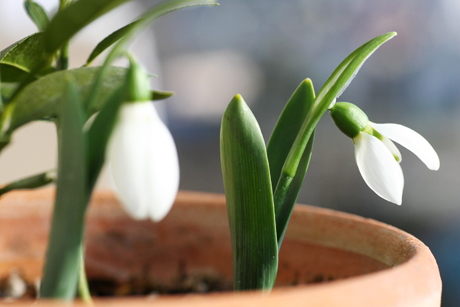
[273,173,293,242]
[40,84,88,300]
[57,0,72,71]
[78,249,93,305]
[39,202,85,299]
[57,42,69,70]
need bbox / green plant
[220,32,440,291]
[0,0,217,302]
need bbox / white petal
[108,102,180,221]
[370,123,440,171]
[380,136,402,163]
[354,132,404,205]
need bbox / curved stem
[78,248,93,305]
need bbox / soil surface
[0,270,233,300]
[0,269,336,300]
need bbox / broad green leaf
[85,19,142,66]
[0,33,52,82]
[1,66,172,136]
[267,79,315,189]
[43,0,133,54]
[221,94,278,291]
[24,1,50,32]
[40,80,87,300]
[1,67,127,134]
[266,79,316,247]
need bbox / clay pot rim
[3,189,441,307]
[86,190,440,306]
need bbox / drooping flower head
[107,56,179,221]
[329,102,439,205]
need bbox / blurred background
[0,0,459,305]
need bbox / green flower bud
[329,102,369,138]
[125,55,151,103]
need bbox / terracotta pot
[0,188,441,306]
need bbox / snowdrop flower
[329,102,439,205]
[107,56,179,221]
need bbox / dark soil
[0,270,233,300]
[89,270,233,297]
[0,269,335,300]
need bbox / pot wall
[0,189,441,306]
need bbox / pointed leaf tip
[224,94,248,116]
[233,93,243,102]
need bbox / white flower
[354,122,439,205]
[108,102,179,221]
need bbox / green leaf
[24,1,50,32]
[272,32,397,251]
[40,80,87,300]
[102,0,218,65]
[43,0,133,54]
[282,32,397,178]
[83,0,217,118]
[266,79,316,247]
[152,89,174,100]
[276,134,314,248]
[85,19,142,66]
[0,170,55,197]
[267,79,315,190]
[220,94,278,291]
[0,83,18,102]
[0,33,52,82]
[86,86,125,191]
[1,66,127,134]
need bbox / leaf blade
[83,0,217,117]
[266,79,316,247]
[85,19,142,65]
[220,94,278,291]
[43,0,132,54]
[267,79,315,189]
[273,32,396,250]
[2,66,126,133]
[24,1,50,32]
[104,0,218,64]
[0,170,54,197]
[40,80,87,300]
[283,32,397,177]
[0,33,52,82]
[86,85,125,191]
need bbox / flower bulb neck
[125,55,151,103]
[329,102,369,138]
